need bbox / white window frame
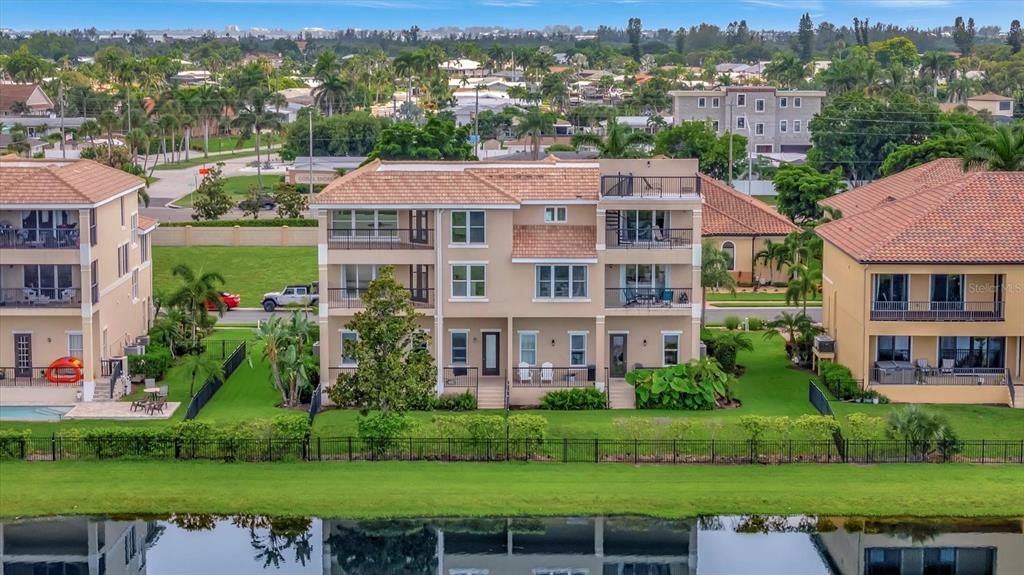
[131,268,139,301]
[140,233,149,263]
[794,97,802,108]
[794,120,802,133]
[780,96,788,108]
[534,264,588,300]
[755,123,765,136]
[736,116,746,130]
[711,97,721,108]
[779,120,788,133]
[340,330,359,366]
[330,209,399,238]
[662,331,682,366]
[712,120,720,132]
[568,331,587,367]
[67,331,84,360]
[697,97,706,108]
[755,98,765,112]
[341,264,379,297]
[450,330,469,365]
[736,94,746,107]
[519,331,538,366]
[450,210,486,245]
[544,206,567,223]
[451,263,487,299]
[117,243,129,277]
[130,212,138,246]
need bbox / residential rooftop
[700,175,798,236]
[0,158,146,207]
[819,158,967,218]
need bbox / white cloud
[865,0,954,7]
[743,0,822,9]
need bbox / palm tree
[232,87,283,187]
[178,351,224,398]
[78,119,101,148]
[784,262,821,315]
[168,263,226,351]
[97,110,121,164]
[257,311,314,407]
[762,311,821,362]
[701,240,737,328]
[919,51,953,99]
[571,119,651,158]
[514,107,553,161]
[393,50,423,108]
[312,75,352,116]
[962,125,1024,171]
[753,239,788,285]
[194,84,225,158]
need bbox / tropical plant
[312,75,352,117]
[961,124,1024,171]
[540,388,607,410]
[178,350,224,398]
[190,163,233,221]
[705,330,753,373]
[762,311,822,366]
[168,263,225,351]
[701,240,736,327]
[626,358,735,410]
[571,118,651,158]
[754,239,789,285]
[784,262,822,315]
[886,405,960,460]
[514,107,554,160]
[256,311,315,407]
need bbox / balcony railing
[869,366,1009,386]
[443,366,479,391]
[608,228,694,249]
[600,175,701,198]
[870,300,1004,321]
[512,365,596,387]
[0,228,81,249]
[327,287,434,308]
[0,287,82,308]
[0,366,83,386]
[327,228,434,250]
[605,287,693,309]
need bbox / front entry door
[482,332,500,376]
[609,334,628,378]
[14,334,32,377]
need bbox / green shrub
[794,414,840,439]
[845,413,885,440]
[885,405,960,459]
[747,317,765,330]
[432,414,547,445]
[739,415,796,440]
[820,363,859,400]
[270,414,312,440]
[433,391,477,411]
[507,414,548,443]
[357,411,413,454]
[0,429,30,459]
[161,218,316,228]
[62,426,176,458]
[128,343,173,380]
[540,388,607,410]
[723,316,741,330]
[626,358,735,410]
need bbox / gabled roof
[0,84,53,112]
[137,215,159,233]
[699,175,798,236]
[969,92,1011,102]
[819,158,966,217]
[0,158,145,206]
[512,225,596,259]
[470,167,600,201]
[816,171,1024,264]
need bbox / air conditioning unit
[699,342,707,358]
[125,344,146,356]
[814,336,835,354]
[312,341,320,358]
[136,335,151,346]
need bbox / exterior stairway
[1013,386,1024,409]
[477,379,507,410]
[607,379,636,409]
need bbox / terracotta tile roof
[820,158,965,217]
[469,167,600,201]
[512,225,597,259]
[816,172,1024,264]
[0,158,146,206]
[969,92,1011,101]
[0,84,50,112]
[699,174,798,236]
[137,215,159,232]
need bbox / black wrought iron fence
[183,341,247,420]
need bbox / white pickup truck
[261,282,319,312]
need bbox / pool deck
[63,402,180,420]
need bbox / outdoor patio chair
[622,287,638,306]
[158,385,168,398]
[678,291,689,304]
[660,289,674,306]
[148,397,166,415]
[940,358,955,374]
[517,362,532,383]
[541,362,554,384]
[130,399,146,412]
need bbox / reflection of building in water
[0,517,153,575]
[815,518,1024,575]
[322,517,695,575]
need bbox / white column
[435,208,445,395]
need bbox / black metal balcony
[608,227,694,248]
[443,366,479,390]
[512,365,596,387]
[870,300,1004,321]
[605,287,693,308]
[327,228,433,250]
[600,175,701,198]
[327,287,434,308]
[0,287,82,308]
[0,227,81,249]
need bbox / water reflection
[1,515,1020,574]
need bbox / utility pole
[59,80,66,159]
[727,98,734,185]
[474,84,480,157]
[308,108,314,195]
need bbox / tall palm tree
[393,50,423,108]
[514,107,553,161]
[78,119,100,148]
[701,240,737,328]
[312,75,352,116]
[571,119,651,158]
[194,84,226,158]
[962,125,1024,171]
[762,311,822,362]
[754,239,789,285]
[919,51,953,99]
[784,262,822,315]
[168,263,226,352]
[178,351,225,399]
[233,86,283,187]
[97,110,121,164]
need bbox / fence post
[174,437,181,460]
[904,440,909,463]
[221,339,226,359]
[51,433,56,461]
[505,436,510,462]
[563,438,568,463]
[672,439,677,465]
[594,438,599,463]
[749,440,755,464]
[711,439,716,463]
[347,437,353,461]
[267,437,272,462]
[981,439,986,463]
[447,437,452,462]
[634,439,638,465]
[19,438,25,460]
[317,436,322,461]
[788,440,792,464]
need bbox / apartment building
[816,159,1024,406]
[311,158,703,409]
[1,517,152,574]
[670,87,825,155]
[0,159,157,404]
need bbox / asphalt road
[216,306,822,326]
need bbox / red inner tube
[46,357,84,384]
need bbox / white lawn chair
[518,362,532,383]
[940,358,955,374]
[541,362,554,384]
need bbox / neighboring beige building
[701,175,798,285]
[965,92,1015,119]
[0,84,54,117]
[0,159,157,404]
[310,157,704,409]
[817,159,1024,406]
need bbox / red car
[206,292,241,311]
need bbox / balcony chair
[517,362,532,383]
[23,288,50,306]
[940,358,955,374]
[622,287,638,306]
[541,362,554,384]
[660,289,674,306]
[59,288,76,302]
[678,291,689,304]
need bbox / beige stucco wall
[0,315,84,367]
[968,98,1014,118]
[151,225,318,247]
[710,235,790,284]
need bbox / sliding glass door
[930,274,964,311]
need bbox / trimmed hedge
[162,218,316,228]
[540,388,607,410]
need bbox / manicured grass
[153,246,317,306]
[1,461,1020,518]
[831,401,1024,440]
[189,134,280,153]
[753,195,779,206]
[196,338,293,423]
[173,175,284,208]
[152,149,270,170]
[706,291,820,302]
[711,301,821,308]
[314,334,821,439]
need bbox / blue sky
[0,0,1015,32]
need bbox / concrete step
[1013,386,1024,409]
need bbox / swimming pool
[0,405,73,421]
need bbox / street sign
[198,168,210,175]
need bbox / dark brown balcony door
[409,265,430,304]
[609,334,628,378]
[409,210,429,244]
[482,332,500,376]
[14,333,32,377]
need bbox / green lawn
[153,245,317,306]
[711,301,821,308]
[831,401,1024,440]
[314,334,821,439]
[152,149,271,171]
[173,175,284,208]
[706,291,820,302]
[189,134,281,154]
[753,195,779,206]
[196,337,293,423]
[1,461,1020,518]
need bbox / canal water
[0,515,1020,574]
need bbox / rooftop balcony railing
[870,300,1004,322]
[608,228,694,249]
[0,287,82,308]
[327,287,434,308]
[327,228,434,250]
[600,175,701,199]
